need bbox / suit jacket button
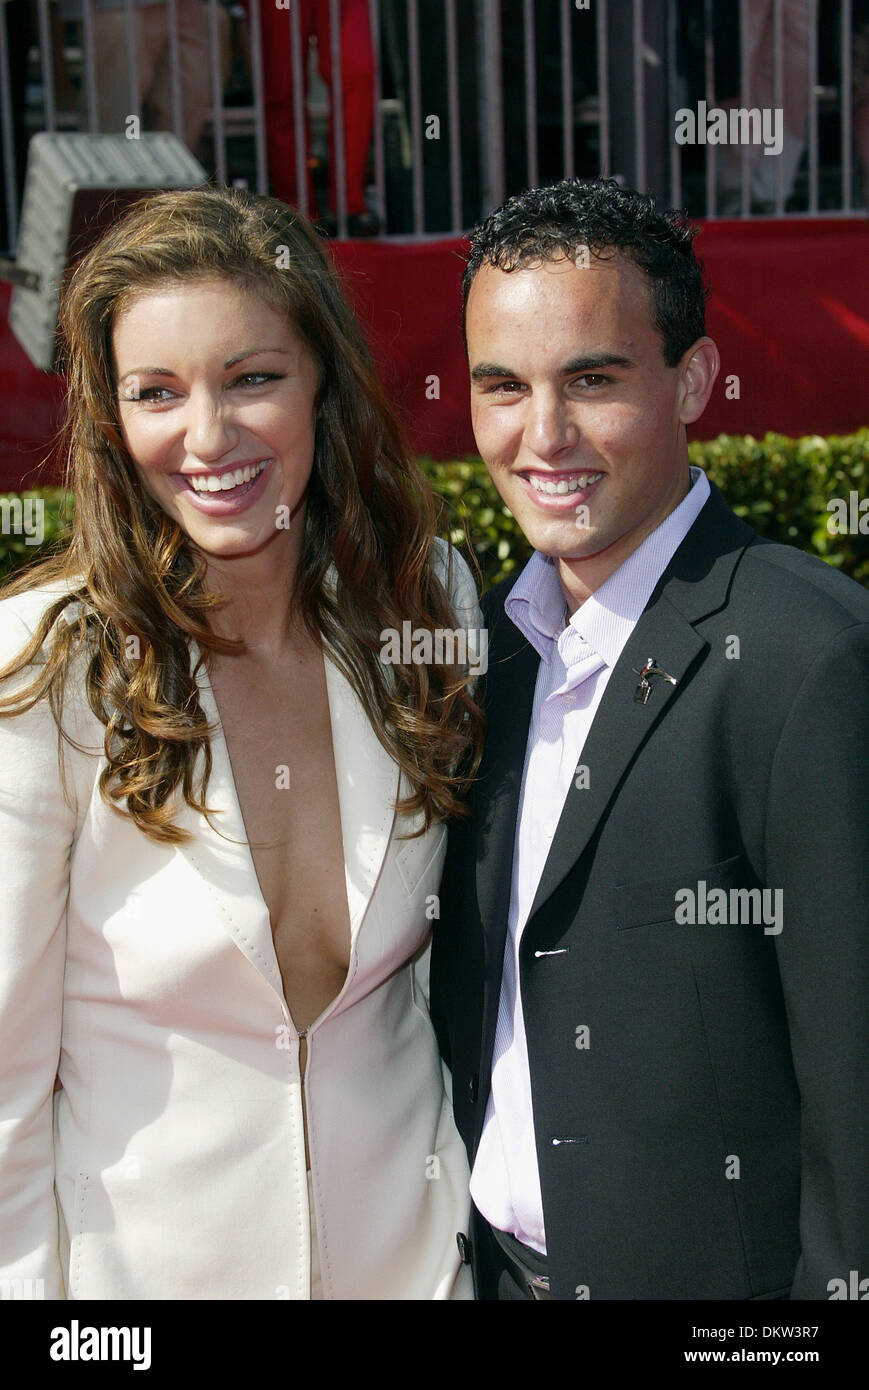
[456,1232,472,1264]
[468,1073,479,1104]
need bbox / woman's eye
[121,385,173,403]
[120,372,283,404]
[234,372,283,387]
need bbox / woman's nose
[184,389,239,460]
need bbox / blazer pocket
[395,822,447,899]
[615,852,752,930]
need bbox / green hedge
[0,488,75,587]
[1,431,867,591]
[424,430,869,590]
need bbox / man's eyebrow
[117,347,291,379]
[560,354,635,372]
[470,363,516,382]
[470,353,635,382]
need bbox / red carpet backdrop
[1,216,867,491]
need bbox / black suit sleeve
[764,621,869,1299]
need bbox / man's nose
[184,388,239,460]
[525,390,578,459]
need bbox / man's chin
[526,527,610,564]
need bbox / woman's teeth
[528,470,603,495]
[189,460,267,493]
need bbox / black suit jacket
[431,482,869,1300]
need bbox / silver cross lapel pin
[632,657,678,705]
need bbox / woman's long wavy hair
[0,186,484,844]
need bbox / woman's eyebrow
[118,347,291,378]
[224,347,291,368]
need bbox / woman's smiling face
[112,276,321,562]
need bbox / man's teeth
[528,471,603,495]
[189,460,267,493]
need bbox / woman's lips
[175,458,274,515]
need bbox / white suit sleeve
[432,538,486,682]
[0,599,77,1297]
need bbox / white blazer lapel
[175,639,285,998]
[323,649,399,941]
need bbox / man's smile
[517,468,605,510]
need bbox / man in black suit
[431,178,869,1301]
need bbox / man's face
[466,252,714,596]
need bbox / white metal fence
[0,0,864,254]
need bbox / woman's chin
[186,520,291,565]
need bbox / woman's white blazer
[0,544,479,1299]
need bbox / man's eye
[575,374,609,388]
[487,380,524,394]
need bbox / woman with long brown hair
[0,186,484,1298]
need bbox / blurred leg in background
[0,0,36,250]
[147,0,229,153]
[854,8,869,202]
[718,0,811,213]
[90,0,213,155]
[257,0,376,229]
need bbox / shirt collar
[505,465,711,667]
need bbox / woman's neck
[202,534,308,660]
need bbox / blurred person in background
[85,0,229,156]
[250,0,378,235]
[716,0,811,212]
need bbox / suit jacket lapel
[526,484,755,927]
[525,591,706,921]
[473,596,540,1095]
[475,606,540,938]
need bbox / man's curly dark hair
[461,177,710,367]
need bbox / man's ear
[677,338,720,425]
